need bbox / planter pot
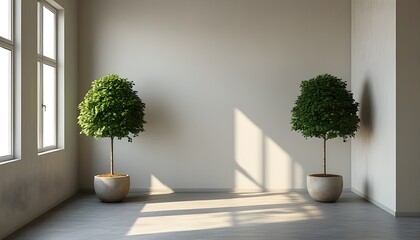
[94,174,130,203]
[307,174,343,203]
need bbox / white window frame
[0,0,14,162]
[37,0,58,152]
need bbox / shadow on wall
[141,93,178,143]
[360,80,374,139]
[359,79,375,197]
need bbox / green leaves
[78,74,146,141]
[291,74,359,141]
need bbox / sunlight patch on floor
[126,212,232,236]
[126,194,322,236]
[141,193,307,213]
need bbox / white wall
[0,0,78,238]
[78,0,351,192]
[351,0,396,214]
[396,0,420,215]
[352,0,420,216]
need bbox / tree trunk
[323,137,327,175]
[110,137,114,175]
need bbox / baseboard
[394,212,420,217]
[78,188,94,193]
[351,188,396,216]
[80,187,351,193]
[130,188,313,193]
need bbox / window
[0,0,13,161]
[38,0,57,151]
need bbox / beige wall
[78,0,351,192]
[351,0,397,214]
[0,0,78,238]
[396,0,420,215]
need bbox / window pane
[0,47,12,157]
[37,61,42,149]
[42,64,56,147]
[0,0,11,40]
[43,6,55,59]
[37,2,41,54]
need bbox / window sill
[38,147,64,156]
[0,158,21,166]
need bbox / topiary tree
[78,74,146,175]
[291,74,359,175]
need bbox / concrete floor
[5,192,420,239]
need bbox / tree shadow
[360,80,374,139]
[360,80,374,197]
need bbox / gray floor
[5,192,420,240]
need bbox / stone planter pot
[307,174,343,203]
[94,174,130,203]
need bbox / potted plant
[291,74,359,202]
[78,74,146,202]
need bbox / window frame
[0,0,14,162]
[37,0,58,152]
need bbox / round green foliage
[78,74,146,142]
[291,74,359,141]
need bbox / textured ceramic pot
[307,174,343,203]
[94,174,130,203]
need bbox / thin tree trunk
[323,137,326,175]
[110,137,114,175]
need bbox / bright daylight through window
[38,0,57,151]
[0,0,13,161]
